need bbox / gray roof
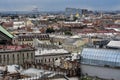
[64,38,80,45]
[81,48,120,67]
[107,41,120,48]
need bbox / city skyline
[0,0,120,11]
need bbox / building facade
[35,49,71,66]
[0,46,35,66]
[80,48,120,80]
[17,34,49,46]
[62,37,85,53]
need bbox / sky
[0,0,120,11]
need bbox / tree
[46,28,55,33]
[64,31,72,36]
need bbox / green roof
[0,25,13,38]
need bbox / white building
[13,21,25,29]
[35,48,71,65]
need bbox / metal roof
[107,41,120,48]
[81,48,120,67]
[0,25,13,38]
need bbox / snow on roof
[13,21,25,24]
[54,59,61,66]
[64,38,77,44]
[49,34,68,39]
[35,49,69,56]
[70,35,80,39]
[7,65,22,73]
[71,53,79,61]
[0,66,6,71]
[18,76,40,80]
[33,39,44,47]
[107,41,120,48]
[21,68,44,77]
[19,68,65,80]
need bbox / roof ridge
[0,25,13,38]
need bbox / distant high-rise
[32,6,39,15]
[32,7,38,13]
[81,9,88,15]
[65,8,88,17]
[65,8,81,17]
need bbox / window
[13,54,15,63]
[3,55,5,61]
[17,54,19,64]
[7,54,9,64]
[31,53,33,59]
[45,59,46,62]
[23,54,24,59]
[41,60,43,63]
[52,58,54,62]
[0,55,1,63]
[23,53,24,63]
[49,59,50,62]
[55,58,58,60]
[27,53,29,59]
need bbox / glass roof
[81,48,120,67]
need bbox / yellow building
[62,35,86,53]
[75,12,80,18]
[26,20,34,27]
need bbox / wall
[81,64,120,80]
[35,53,71,65]
[0,50,35,65]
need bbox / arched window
[23,53,24,63]
[55,58,58,60]
[13,54,15,63]
[7,54,9,64]
[27,53,29,59]
[49,59,50,62]
[52,58,54,62]
[0,55,1,63]
[23,54,24,59]
[45,59,46,62]
[17,54,19,64]
[41,60,43,63]
[31,53,33,59]
[3,55,5,62]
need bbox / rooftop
[49,34,68,39]
[107,41,120,48]
[0,25,13,38]
[0,45,34,52]
[19,68,65,80]
[35,48,69,56]
[81,48,120,67]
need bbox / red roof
[0,45,32,51]
[82,29,95,33]
[6,45,22,50]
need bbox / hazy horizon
[0,0,120,11]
